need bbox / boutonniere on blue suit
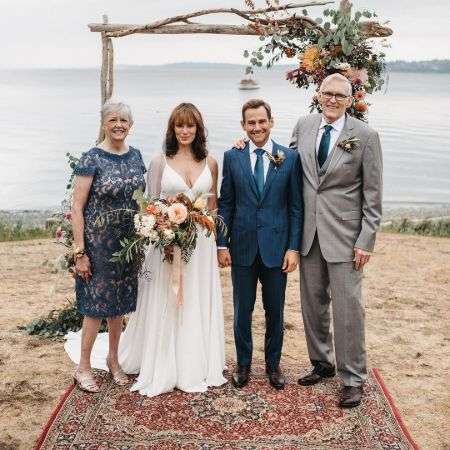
[338,137,360,153]
[265,149,285,168]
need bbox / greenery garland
[19,299,107,338]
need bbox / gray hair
[101,101,134,125]
[319,73,352,96]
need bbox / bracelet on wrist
[73,247,86,259]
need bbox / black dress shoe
[339,386,363,408]
[266,366,285,390]
[297,365,335,386]
[232,365,250,388]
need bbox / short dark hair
[164,103,208,162]
[241,99,272,122]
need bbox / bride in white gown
[65,103,227,396]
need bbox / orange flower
[354,101,368,113]
[284,48,296,58]
[301,46,321,73]
[354,90,366,101]
[329,45,342,57]
[146,205,158,215]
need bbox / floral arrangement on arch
[244,3,390,121]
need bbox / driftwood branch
[107,39,114,99]
[98,15,115,144]
[89,21,392,38]
[98,1,334,38]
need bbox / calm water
[0,65,449,210]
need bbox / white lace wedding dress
[65,156,227,396]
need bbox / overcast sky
[1,0,449,69]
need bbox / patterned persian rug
[35,364,418,450]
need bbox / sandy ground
[0,233,449,450]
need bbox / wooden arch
[88,1,393,142]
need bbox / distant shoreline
[2,60,450,74]
[2,203,450,228]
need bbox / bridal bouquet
[109,189,226,270]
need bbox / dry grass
[0,234,449,449]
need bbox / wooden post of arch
[97,14,115,144]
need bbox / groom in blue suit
[218,99,303,390]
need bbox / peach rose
[354,101,368,113]
[167,203,188,224]
[345,68,368,85]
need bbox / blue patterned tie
[254,148,265,196]
[318,125,333,168]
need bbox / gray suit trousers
[300,235,367,386]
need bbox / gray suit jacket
[290,113,383,262]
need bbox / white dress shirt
[315,114,346,157]
[249,140,271,182]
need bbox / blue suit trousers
[231,252,287,369]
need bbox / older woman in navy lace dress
[71,101,146,392]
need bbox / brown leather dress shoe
[298,366,335,386]
[232,365,250,388]
[339,386,363,408]
[266,366,285,390]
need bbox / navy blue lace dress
[74,146,146,318]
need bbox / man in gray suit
[290,73,383,408]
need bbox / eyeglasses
[320,91,350,102]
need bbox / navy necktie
[318,125,333,168]
[254,148,265,196]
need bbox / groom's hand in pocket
[282,250,299,273]
[217,249,232,268]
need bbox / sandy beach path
[0,233,449,449]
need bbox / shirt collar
[320,114,346,133]
[249,139,272,154]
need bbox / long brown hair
[164,103,208,161]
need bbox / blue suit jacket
[218,141,303,268]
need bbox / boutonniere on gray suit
[338,137,360,153]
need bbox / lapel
[319,115,354,186]
[236,142,259,199]
[304,115,321,187]
[259,140,279,203]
